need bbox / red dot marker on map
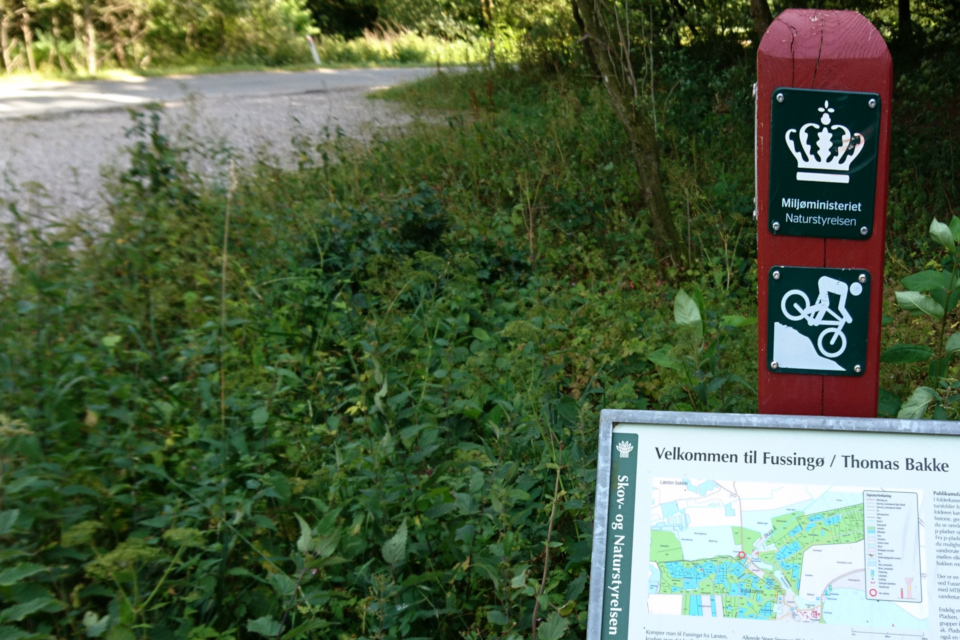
[738,551,746,559]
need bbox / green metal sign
[769,88,880,239]
[600,433,637,639]
[767,266,870,376]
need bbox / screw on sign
[756,9,892,417]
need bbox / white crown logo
[784,100,865,184]
[616,441,634,458]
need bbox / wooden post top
[759,10,892,88]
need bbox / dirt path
[0,68,439,225]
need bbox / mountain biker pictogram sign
[766,266,871,376]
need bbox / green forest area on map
[651,504,864,620]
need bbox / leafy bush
[0,66,760,638]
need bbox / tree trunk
[898,0,912,44]
[749,0,773,38]
[572,0,683,266]
[83,0,96,75]
[20,10,35,73]
[570,0,600,77]
[52,15,68,72]
[0,6,11,73]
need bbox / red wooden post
[757,10,892,417]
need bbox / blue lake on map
[821,588,926,629]
[648,563,661,594]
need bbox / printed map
[648,479,928,628]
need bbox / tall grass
[314,27,516,66]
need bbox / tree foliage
[0,0,314,73]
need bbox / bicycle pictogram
[780,276,864,358]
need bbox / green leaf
[946,333,960,355]
[0,510,19,536]
[314,529,341,559]
[951,216,960,244]
[295,514,313,554]
[897,386,938,419]
[901,270,950,292]
[878,389,902,418]
[895,291,945,318]
[15,300,35,315]
[536,611,569,640]
[486,610,508,626]
[880,344,934,364]
[268,573,297,597]
[381,520,408,565]
[280,620,330,639]
[0,624,30,640]
[565,572,588,601]
[648,347,682,371]
[673,290,703,343]
[82,611,111,638]
[0,564,46,587]
[246,616,283,638]
[472,327,491,342]
[106,625,135,640]
[721,315,757,328]
[931,218,956,251]
[0,597,61,623]
[690,283,706,320]
[101,334,122,348]
[251,406,269,428]
[399,424,425,449]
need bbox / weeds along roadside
[1,64,761,638]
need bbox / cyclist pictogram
[780,276,864,358]
[767,266,870,376]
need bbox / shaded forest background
[0,0,956,73]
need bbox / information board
[588,410,960,640]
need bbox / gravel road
[0,68,441,225]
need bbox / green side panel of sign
[601,432,638,640]
[769,88,880,239]
[766,266,871,376]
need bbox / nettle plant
[885,218,960,419]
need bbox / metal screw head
[776,92,784,103]
[772,270,781,280]
[860,226,869,236]
[858,274,867,284]
[868,98,877,109]
[771,361,779,370]
[772,221,781,232]
[854,364,863,373]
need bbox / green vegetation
[313,28,508,66]
[0,59,761,638]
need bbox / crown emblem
[784,100,865,184]
[616,441,634,458]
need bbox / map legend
[863,491,923,603]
